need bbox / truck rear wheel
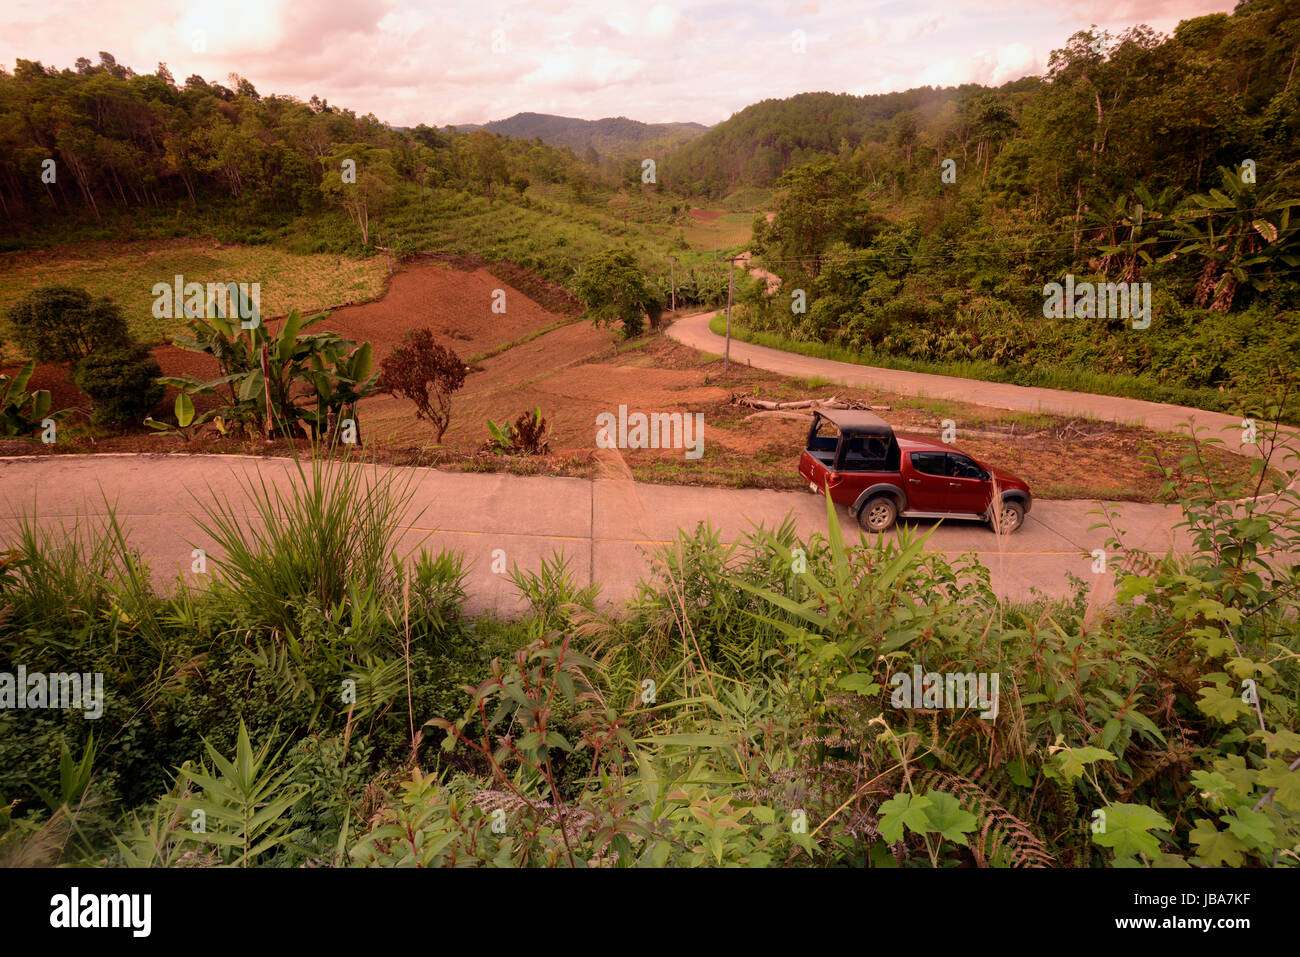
[858,496,898,533]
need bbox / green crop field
[0,241,389,349]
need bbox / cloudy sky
[2,0,1231,127]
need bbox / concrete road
[0,454,1188,615]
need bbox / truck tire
[858,495,898,533]
[992,499,1025,534]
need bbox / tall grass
[192,454,425,639]
[1,498,163,659]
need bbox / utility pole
[669,255,678,314]
[723,255,742,374]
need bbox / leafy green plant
[507,552,599,627]
[0,359,63,437]
[169,720,308,867]
[144,392,218,442]
[484,406,550,455]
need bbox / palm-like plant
[0,359,65,437]
[305,339,378,445]
[1163,166,1300,311]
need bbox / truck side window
[910,452,947,476]
[948,454,984,480]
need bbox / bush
[7,285,132,364]
[73,345,164,429]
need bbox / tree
[6,285,131,364]
[376,329,468,442]
[321,145,397,245]
[574,250,663,338]
[464,130,507,196]
[761,159,857,276]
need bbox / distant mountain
[660,87,1014,195]
[455,112,708,156]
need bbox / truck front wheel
[992,500,1025,534]
[858,496,898,533]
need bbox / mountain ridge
[453,111,708,155]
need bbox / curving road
[667,309,1299,456]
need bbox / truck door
[906,452,949,510]
[945,453,993,514]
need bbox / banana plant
[304,339,378,443]
[162,284,373,441]
[485,416,513,452]
[1092,184,1175,283]
[1163,166,1300,311]
[0,359,66,437]
[144,392,218,441]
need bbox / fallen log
[731,393,891,413]
[743,410,821,422]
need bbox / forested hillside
[711,0,1300,419]
[662,87,986,194]
[665,1,1299,200]
[0,56,734,305]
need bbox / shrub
[484,407,550,455]
[73,345,165,429]
[376,329,468,442]
[7,285,131,364]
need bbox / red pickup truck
[798,409,1032,533]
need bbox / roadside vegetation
[1,407,1296,867]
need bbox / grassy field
[0,179,756,361]
[677,211,757,254]
[371,186,741,283]
[0,240,390,351]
